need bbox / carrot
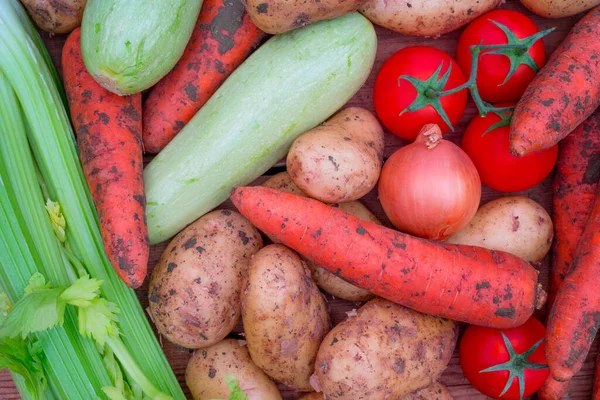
[62,28,148,288]
[230,186,545,328]
[539,110,600,400]
[538,376,570,400]
[142,0,265,154]
[548,110,600,311]
[545,184,600,383]
[509,6,600,157]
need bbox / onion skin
[378,124,481,240]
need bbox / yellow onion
[378,124,481,240]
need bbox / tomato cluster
[373,9,558,193]
[374,10,558,399]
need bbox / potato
[520,0,600,18]
[403,382,453,400]
[298,383,454,400]
[148,210,262,349]
[262,171,306,197]
[262,172,376,301]
[242,0,367,34]
[446,196,553,263]
[314,298,457,399]
[360,0,502,37]
[241,244,331,391]
[185,339,282,400]
[298,393,323,400]
[21,0,86,34]
[287,107,384,204]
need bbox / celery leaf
[60,275,103,307]
[224,375,248,400]
[210,375,248,400]
[0,292,11,323]
[23,272,51,295]
[103,346,125,393]
[78,298,119,346]
[44,199,65,243]
[0,336,46,399]
[102,387,127,400]
[0,286,65,339]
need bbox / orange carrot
[142,0,265,154]
[548,110,600,311]
[230,186,545,328]
[540,110,600,400]
[545,185,600,383]
[62,28,148,288]
[510,6,600,156]
[538,376,570,400]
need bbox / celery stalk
[11,372,50,400]
[8,0,67,112]
[0,68,113,397]
[0,2,184,398]
[0,62,170,400]
[0,167,101,400]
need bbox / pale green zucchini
[80,0,201,95]
[144,12,377,244]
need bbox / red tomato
[373,46,467,141]
[460,317,550,400]
[461,108,558,192]
[456,10,546,103]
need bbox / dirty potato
[446,196,553,263]
[242,0,367,34]
[314,298,458,399]
[148,210,262,349]
[520,0,600,18]
[287,107,384,204]
[298,393,323,400]
[404,382,453,400]
[185,339,282,400]
[21,0,86,34]
[262,172,375,301]
[360,0,502,37]
[262,171,306,198]
[300,383,454,400]
[241,244,331,391]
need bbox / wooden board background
[1,1,598,399]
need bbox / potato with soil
[242,0,368,34]
[314,298,458,399]
[404,382,453,400]
[287,107,384,204]
[148,210,262,349]
[299,383,453,400]
[520,0,600,18]
[241,244,330,391]
[185,339,282,400]
[21,0,86,34]
[262,172,376,301]
[298,394,323,400]
[446,196,553,263]
[262,171,306,198]
[360,0,502,37]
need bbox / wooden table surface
[1,1,598,399]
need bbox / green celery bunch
[0,68,110,400]
[0,1,185,399]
